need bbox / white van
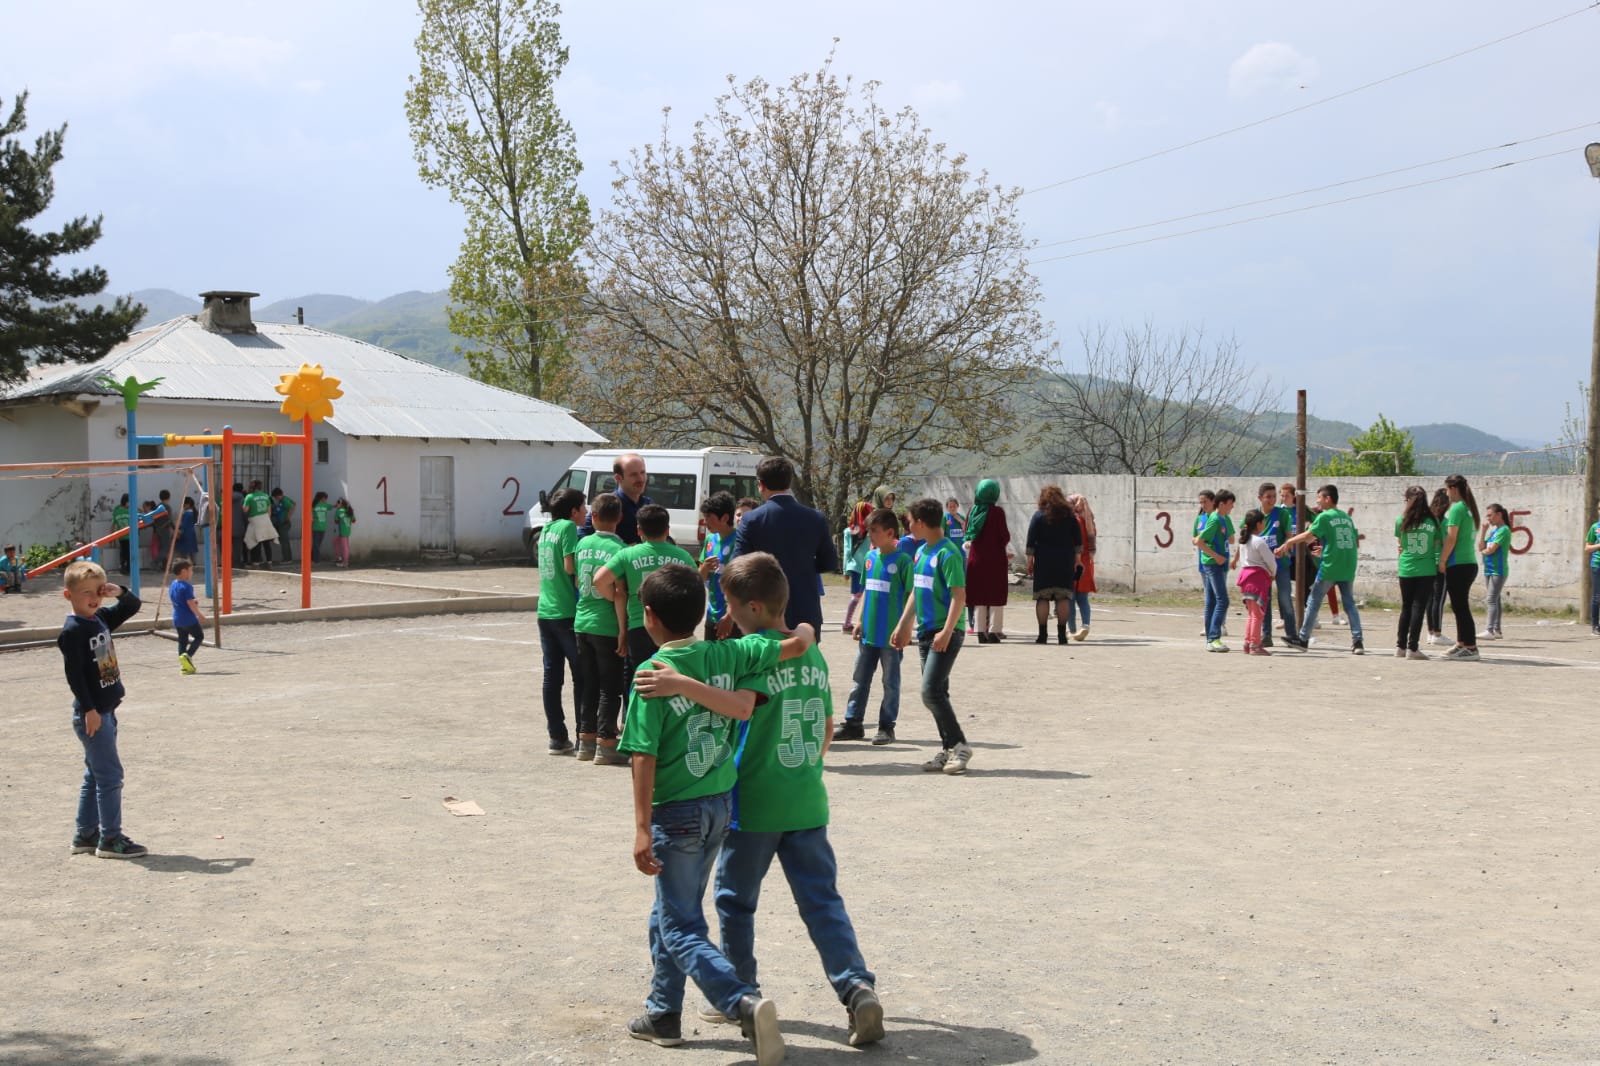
[524,447,764,556]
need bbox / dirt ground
[4,571,1599,1065]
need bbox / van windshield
[589,472,699,510]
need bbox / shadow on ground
[137,854,255,875]
[699,1016,1038,1062]
[0,1032,227,1066]
[826,762,1090,780]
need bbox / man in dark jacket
[726,456,837,637]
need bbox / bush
[24,542,70,569]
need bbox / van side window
[642,474,697,510]
[709,475,759,501]
[591,474,619,500]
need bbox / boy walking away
[2,544,26,593]
[169,558,208,674]
[1192,489,1235,652]
[270,488,296,563]
[1277,484,1364,654]
[639,554,884,1048]
[593,504,696,706]
[698,491,738,642]
[835,508,912,745]
[574,493,627,764]
[618,562,813,1064]
[537,488,588,756]
[58,560,148,859]
[891,497,973,775]
[309,491,331,563]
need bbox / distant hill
[131,289,200,326]
[1406,423,1522,456]
[256,294,372,325]
[319,290,467,372]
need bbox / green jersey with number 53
[734,630,832,833]
[618,636,782,807]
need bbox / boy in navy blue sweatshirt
[57,560,148,859]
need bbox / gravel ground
[3,580,1598,1065]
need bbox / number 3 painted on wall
[1154,511,1174,549]
[502,476,523,516]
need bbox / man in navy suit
[725,456,837,637]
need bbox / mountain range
[128,288,1549,472]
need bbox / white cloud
[913,80,964,107]
[1228,41,1319,98]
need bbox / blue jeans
[1298,576,1362,643]
[310,529,325,562]
[645,791,756,1017]
[537,616,583,745]
[1067,590,1092,631]
[843,643,901,727]
[1201,566,1229,641]
[73,708,124,841]
[917,630,966,749]
[1266,562,1294,639]
[714,826,875,1005]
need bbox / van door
[419,456,454,553]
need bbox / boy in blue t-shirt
[1,544,26,593]
[835,508,913,745]
[891,497,973,775]
[168,558,208,675]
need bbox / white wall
[911,473,1589,609]
[0,404,92,550]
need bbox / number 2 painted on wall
[502,476,523,516]
[375,476,395,515]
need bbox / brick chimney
[198,290,260,334]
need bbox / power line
[1021,2,1600,197]
[1034,120,1600,250]
[1028,147,1573,265]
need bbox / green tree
[574,55,1052,529]
[1313,413,1418,477]
[0,92,143,388]
[405,0,588,399]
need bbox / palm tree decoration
[96,373,164,412]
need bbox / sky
[5,0,1599,443]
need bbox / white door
[419,456,454,553]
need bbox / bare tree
[1035,322,1280,475]
[570,54,1052,528]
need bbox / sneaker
[1221,625,1229,636]
[1427,633,1450,646]
[1407,649,1429,660]
[593,743,629,766]
[1246,645,1271,656]
[1206,639,1229,653]
[1280,635,1309,651]
[846,984,885,1047]
[1395,648,1406,658]
[1480,631,1502,641]
[628,1011,684,1047]
[1451,647,1481,661]
[943,741,973,775]
[179,653,196,675]
[95,835,149,860]
[698,1000,737,1026]
[1351,640,1364,656]
[547,740,575,756]
[921,749,951,773]
[1073,625,1090,641]
[1332,616,1348,627]
[576,737,597,762]
[871,725,896,746]
[71,832,99,854]
[832,721,866,742]
[736,995,784,1066]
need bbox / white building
[0,291,605,561]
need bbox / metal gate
[419,456,454,553]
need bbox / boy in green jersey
[1277,484,1364,654]
[618,561,814,1063]
[269,488,296,563]
[594,504,697,704]
[574,493,628,764]
[537,488,587,755]
[1193,489,1235,651]
[640,553,884,1047]
[309,492,331,562]
[891,497,973,774]
[835,508,912,744]
[1585,502,1600,635]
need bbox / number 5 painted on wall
[1510,510,1534,554]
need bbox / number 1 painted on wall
[376,476,395,515]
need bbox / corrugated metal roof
[2,317,607,445]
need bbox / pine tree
[0,92,144,388]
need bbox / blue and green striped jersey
[912,537,967,635]
[858,547,913,648]
[701,532,735,621]
[1482,524,1511,578]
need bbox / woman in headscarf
[841,496,875,634]
[963,479,1011,643]
[1066,493,1098,641]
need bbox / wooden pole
[1583,217,1600,623]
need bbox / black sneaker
[627,1011,683,1047]
[1281,635,1309,651]
[846,984,885,1047]
[1260,636,1274,648]
[95,835,149,860]
[871,725,896,746]
[737,995,785,1066]
[832,721,866,742]
[547,740,575,756]
[1351,639,1365,656]
[71,832,99,855]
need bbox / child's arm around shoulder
[633,660,759,721]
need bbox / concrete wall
[909,473,1589,609]
[0,404,92,550]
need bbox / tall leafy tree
[0,92,143,388]
[406,0,588,399]
[1314,413,1418,476]
[575,56,1052,528]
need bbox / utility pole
[1296,389,1308,632]
[1583,144,1600,623]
